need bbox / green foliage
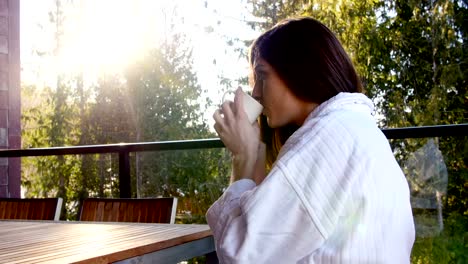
[21,2,231,222]
[122,31,230,218]
[21,83,82,220]
[411,212,468,264]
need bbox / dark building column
[0,0,21,198]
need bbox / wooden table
[0,220,217,263]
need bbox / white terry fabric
[206,92,415,264]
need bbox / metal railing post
[119,150,131,198]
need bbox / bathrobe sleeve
[206,165,325,264]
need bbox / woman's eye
[255,70,266,80]
[256,75,265,83]
[254,79,262,88]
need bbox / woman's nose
[252,82,262,101]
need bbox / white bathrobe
[207,93,415,263]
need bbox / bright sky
[20,0,260,125]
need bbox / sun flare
[58,0,170,74]
[22,0,258,120]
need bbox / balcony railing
[1,123,466,263]
[0,123,467,198]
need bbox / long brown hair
[250,17,363,168]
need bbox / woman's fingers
[213,101,235,133]
[213,109,224,125]
[213,102,234,136]
[213,90,256,149]
[221,101,234,121]
[234,87,249,120]
[213,122,222,135]
[213,109,227,136]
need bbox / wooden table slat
[9,226,197,262]
[0,221,213,263]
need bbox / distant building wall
[0,0,20,198]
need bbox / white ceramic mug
[222,89,263,124]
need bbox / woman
[209,17,415,263]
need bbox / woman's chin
[266,117,278,128]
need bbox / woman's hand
[213,88,261,182]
